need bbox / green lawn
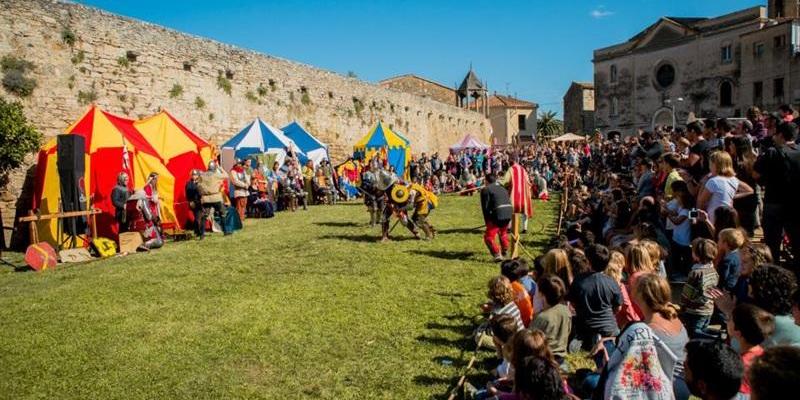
[0,195,558,399]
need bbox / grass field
[0,195,558,399]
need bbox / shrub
[217,75,232,95]
[245,90,257,103]
[169,83,183,99]
[257,84,268,97]
[347,71,357,78]
[70,50,85,65]
[117,94,126,102]
[208,112,214,121]
[77,89,97,105]
[61,27,76,46]
[352,97,364,115]
[67,75,75,90]
[194,96,205,109]
[0,98,42,187]
[301,92,311,106]
[116,56,130,68]
[1,56,37,97]
[268,79,276,91]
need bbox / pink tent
[450,134,489,151]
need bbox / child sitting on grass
[489,314,521,380]
[530,275,571,365]
[680,238,719,338]
[481,276,525,330]
[501,260,534,328]
[726,303,774,398]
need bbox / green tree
[0,97,42,187]
[537,110,564,138]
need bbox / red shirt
[740,345,764,394]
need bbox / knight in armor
[360,162,384,227]
[378,172,438,241]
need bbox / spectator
[680,238,719,338]
[489,314,520,381]
[625,243,654,301]
[779,104,795,123]
[659,152,683,200]
[716,228,745,293]
[684,340,743,400]
[697,151,753,225]
[605,250,639,328]
[733,242,773,304]
[501,260,534,327]
[753,122,800,271]
[569,244,622,350]
[483,276,524,330]
[531,275,571,363]
[748,346,800,400]
[634,273,690,400]
[511,356,568,400]
[663,180,693,279]
[749,264,800,347]
[542,249,574,290]
[727,304,775,398]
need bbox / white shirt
[672,208,692,247]
[704,176,739,224]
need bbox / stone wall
[379,75,458,106]
[0,0,489,239]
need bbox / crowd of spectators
[467,105,800,399]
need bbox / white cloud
[590,6,614,19]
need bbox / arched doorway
[652,107,674,130]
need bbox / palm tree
[537,110,564,139]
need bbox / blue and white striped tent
[282,121,329,167]
[222,118,305,166]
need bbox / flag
[509,164,533,217]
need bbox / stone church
[594,0,800,136]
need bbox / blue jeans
[681,313,711,339]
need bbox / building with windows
[593,1,800,136]
[481,95,538,145]
[563,82,595,134]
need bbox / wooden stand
[18,208,101,250]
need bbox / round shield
[390,185,409,204]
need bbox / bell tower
[769,0,800,19]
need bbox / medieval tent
[353,122,411,177]
[281,121,329,166]
[133,110,213,229]
[32,106,174,245]
[222,118,304,166]
[450,134,489,151]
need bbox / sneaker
[493,254,504,262]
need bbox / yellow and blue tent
[353,122,411,177]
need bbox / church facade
[593,1,800,136]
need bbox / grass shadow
[319,234,416,243]
[416,334,474,349]
[436,226,484,235]
[314,221,361,228]
[408,249,477,261]
[426,322,475,336]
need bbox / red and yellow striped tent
[133,110,212,228]
[32,106,174,246]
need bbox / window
[754,42,765,58]
[610,97,619,116]
[720,81,733,107]
[518,114,526,130]
[774,78,785,101]
[754,81,764,105]
[610,65,618,83]
[775,35,787,48]
[721,45,733,64]
[655,64,676,88]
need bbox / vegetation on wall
[77,89,98,105]
[352,97,364,116]
[61,27,76,47]
[70,50,85,65]
[208,112,214,121]
[346,71,358,79]
[217,74,232,95]
[1,56,37,97]
[116,56,130,68]
[245,90,258,103]
[67,75,75,90]
[169,83,183,99]
[194,96,206,109]
[301,91,311,106]
[0,97,42,188]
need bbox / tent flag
[222,118,305,166]
[281,121,329,166]
[133,110,213,229]
[31,106,175,246]
[353,122,411,177]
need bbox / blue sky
[77,0,764,116]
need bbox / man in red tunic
[501,157,533,258]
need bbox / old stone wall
[0,0,489,237]
[379,75,458,106]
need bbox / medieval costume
[198,163,230,235]
[501,160,533,257]
[111,172,131,233]
[481,177,513,261]
[125,190,164,249]
[361,165,384,227]
[229,161,250,221]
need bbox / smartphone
[689,209,698,219]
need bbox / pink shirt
[740,345,764,394]
[616,281,641,328]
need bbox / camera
[689,209,698,219]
